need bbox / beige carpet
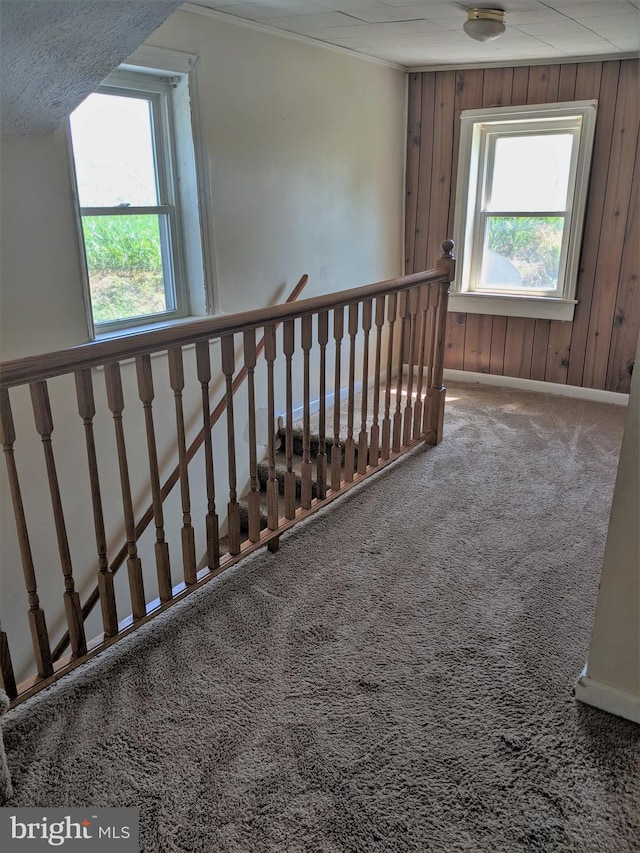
[3,382,638,852]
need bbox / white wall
[0,10,406,683]
[576,336,640,723]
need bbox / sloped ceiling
[0,0,182,136]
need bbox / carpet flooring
[3,382,638,852]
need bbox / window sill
[448,292,577,322]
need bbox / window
[69,69,190,334]
[451,101,597,322]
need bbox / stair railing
[49,274,309,663]
[0,241,454,706]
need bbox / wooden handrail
[50,274,309,661]
[3,242,455,704]
[0,268,448,389]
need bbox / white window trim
[451,100,598,322]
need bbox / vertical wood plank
[463,315,492,374]
[136,354,172,602]
[558,63,578,101]
[30,381,87,656]
[449,69,484,239]
[503,319,535,379]
[526,64,560,103]
[168,347,197,582]
[583,59,639,389]
[445,312,466,371]
[545,321,572,385]
[567,61,610,386]
[0,389,53,679]
[75,368,118,635]
[405,73,422,273]
[489,316,507,376]
[482,66,513,107]
[511,66,530,104]
[530,320,551,382]
[606,146,640,393]
[413,73,436,273]
[426,71,456,271]
[195,342,220,568]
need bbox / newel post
[426,239,455,446]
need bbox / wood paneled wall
[406,59,639,393]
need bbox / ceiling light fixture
[463,8,506,42]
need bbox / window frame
[69,68,193,336]
[451,100,598,322]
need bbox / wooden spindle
[0,624,17,700]
[301,315,313,510]
[344,302,358,483]
[75,368,118,636]
[195,342,220,569]
[221,335,241,555]
[0,389,53,679]
[392,291,409,453]
[412,286,429,439]
[316,311,329,500]
[357,299,372,475]
[331,306,345,492]
[283,319,296,520]
[264,324,279,535]
[402,287,419,447]
[104,364,146,620]
[369,296,385,466]
[167,347,197,585]
[243,330,262,543]
[381,292,397,460]
[136,355,172,602]
[423,284,439,435]
[30,381,87,656]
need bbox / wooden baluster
[136,355,172,602]
[381,292,397,460]
[412,286,430,439]
[402,287,420,447]
[301,315,313,510]
[221,335,241,555]
[0,623,17,700]
[104,364,146,619]
[75,369,118,636]
[283,319,296,520]
[243,330,262,543]
[369,296,385,467]
[331,306,345,492]
[30,381,87,655]
[392,291,409,453]
[167,347,197,585]
[426,240,455,445]
[423,284,439,435]
[195,342,220,569]
[0,389,53,679]
[357,299,372,475]
[344,302,358,482]
[316,311,329,500]
[264,325,279,538]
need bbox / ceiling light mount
[463,8,506,42]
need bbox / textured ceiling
[187,0,640,67]
[0,0,182,135]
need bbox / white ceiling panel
[186,0,640,67]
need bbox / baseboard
[444,369,629,406]
[575,666,640,724]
